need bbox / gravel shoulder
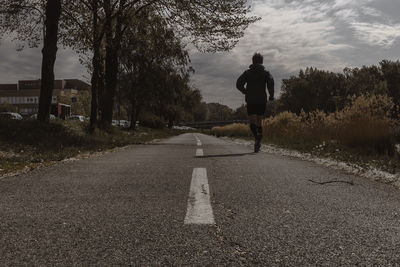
[221,136,400,189]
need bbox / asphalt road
[1,133,400,266]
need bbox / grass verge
[0,119,183,176]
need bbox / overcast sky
[1,0,400,109]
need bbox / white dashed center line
[195,134,202,146]
[184,168,215,225]
[196,149,204,157]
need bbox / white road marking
[196,149,204,157]
[184,168,215,225]
[194,134,202,146]
[195,134,202,146]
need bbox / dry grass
[211,123,251,138]
[213,95,398,155]
[264,94,397,155]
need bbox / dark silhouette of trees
[192,102,208,122]
[380,60,400,108]
[1,0,258,129]
[206,103,234,121]
[114,9,214,128]
[280,68,345,114]
[62,0,259,129]
[233,104,248,120]
[117,11,194,129]
[279,61,400,114]
[192,103,248,122]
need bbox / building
[0,79,90,116]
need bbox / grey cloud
[54,49,88,81]
[369,0,400,23]
[190,0,400,108]
[0,38,87,83]
[0,39,42,82]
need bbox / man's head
[252,53,263,65]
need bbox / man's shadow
[196,152,255,158]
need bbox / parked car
[112,120,118,126]
[119,120,130,128]
[69,115,85,122]
[30,114,56,120]
[0,112,23,120]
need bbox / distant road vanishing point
[1,133,399,265]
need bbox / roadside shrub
[263,94,397,155]
[0,119,85,149]
[336,117,394,154]
[211,123,251,137]
[334,94,396,154]
[263,111,305,141]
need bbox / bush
[334,95,396,154]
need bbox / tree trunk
[98,58,105,118]
[89,50,99,132]
[168,118,174,129]
[37,0,62,122]
[99,0,125,129]
[100,37,119,128]
[129,99,140,131]
[89,0,99,133]
[99,0,114,128]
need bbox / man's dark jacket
[236,64,274,104]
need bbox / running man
[236,53,274,152]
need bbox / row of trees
[192,102,248,122]
[279,60,400,114]
[0,0,258,130]
[115,11,201,129]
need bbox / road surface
[1,133,400,266]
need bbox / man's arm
[236,71,247,94]
[266,71,275,100]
